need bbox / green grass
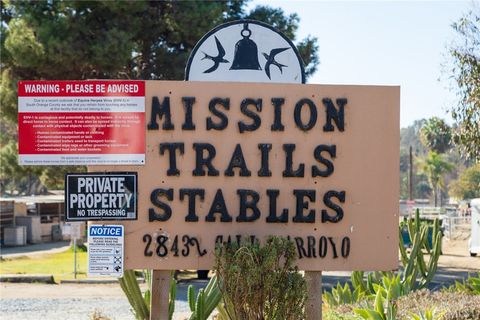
[0,248,88,281]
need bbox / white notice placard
[62,222,82,239]
[88,225,124,277]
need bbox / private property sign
[65,172,137,221]
[93,80,400,271]
[17,80,145,165]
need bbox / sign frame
[92,80,400,272]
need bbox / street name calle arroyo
[146,94,348,225]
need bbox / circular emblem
[185,20,305,84]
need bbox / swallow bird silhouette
[202,36,229,73]
[262,47,290,79]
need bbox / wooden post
[150,270,171,320]
[305,271,322,320]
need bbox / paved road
[0,241,71,259]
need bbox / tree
[419,117,452,153]
[400,119,428,157]
[447,8,480,161]
[399,120,430,200]
[0,1,320,194]
[449,163,480,200]
[418,151,454,207]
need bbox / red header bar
[18,80,145,97]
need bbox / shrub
[214,236,307,320]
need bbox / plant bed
[328,289,480,320]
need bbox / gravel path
[1,297,134,320]
[0,282,205,320]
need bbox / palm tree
[419,117,452,153]
[418,151,454,207]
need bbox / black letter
[149,188,173,221]
[266,189,288,223]
[307,236,317,258]
[148,96,174,130]
[319,236,327,257]
[180,189,205,222]
[341,237,350,258]
[193,143,219,176]
[205,189,232,222]
[207,97,229,130]
[283,144,305,177]
[225,144,251,177]
[312,145,336,177]
[294,98,317,131]
[182,97,196,130]
[323,98,346,132]
[159,143,184,176]
[293,189,316,223]
[322,190,346,223]
[238,98,262,133]
[295,237,308,259]
[271,98,285,131]
[237,189,261,222]
[258,144,272,177]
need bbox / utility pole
[409,146,413,201]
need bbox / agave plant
[408,307,445,320]
[188,273,222,320]
[118,270,176,320]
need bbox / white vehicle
[470,199,480,257]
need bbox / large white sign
[88,225,124,277]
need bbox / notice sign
[18,80,145,165]
[96,81,400,272]
[88,225,124,277]
[65,173,137,221]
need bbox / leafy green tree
[449,163,480,200]
[447,9,480,161]
[0,0,319,194]
[415,180,432,199]
[418,151,454,206]
[419,117,452,153]
[400,119,428,157]
[0,141,43,194]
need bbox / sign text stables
[146,94,347,250]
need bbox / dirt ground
[437,238,480,270]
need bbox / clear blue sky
[251,0,472,128]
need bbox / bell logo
[186,20,305,84]
[230,23,262,71]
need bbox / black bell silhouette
[230,23,262,70]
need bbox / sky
[250,0,474,128]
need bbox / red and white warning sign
[18,80,145,165]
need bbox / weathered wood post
[150,270,171,320]
[305,271,322,320]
